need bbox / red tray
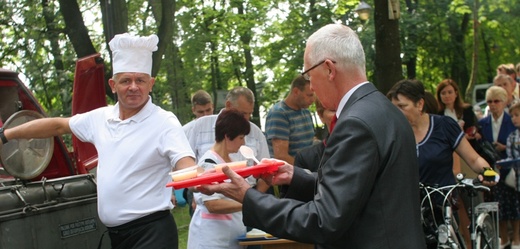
[166,162,284,189]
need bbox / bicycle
[420,174,499,249]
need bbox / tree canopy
[1,0,519,129]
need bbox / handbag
[468,138,501,167]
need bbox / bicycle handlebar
[458,178,490,192]
[419,177,490,195]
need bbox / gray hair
[486,85,508,102]
[226,86,254,106]
[306,24,366,74]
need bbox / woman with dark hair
[187,109,251,249]
[436,79,483,249]
[436,79,478,132]
[388,79,492,186]
[388,79,496,248]
[423,91,439,114]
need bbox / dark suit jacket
[294,140,325,172]
[478,112,516,159]
[242,83,426,249]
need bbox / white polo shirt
[70,98,195,227]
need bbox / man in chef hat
[0,33,196,249]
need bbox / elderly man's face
[304,49,333,110]
[227,95,253,121]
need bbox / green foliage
[172,206,191,249]
[0,1,77,116]
[1,0,520,126]
[398,0,520,101]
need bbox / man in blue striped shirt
[265,75,315,164]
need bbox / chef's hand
[197,166,251,203]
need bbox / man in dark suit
[199,24,426,249]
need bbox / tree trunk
[42,0,67,110]
[374,0,403,95]
[168,43,191,124]
[481,31,494,83]
[58,0,109,102]
[99,0,128,99]
[465,0,479,102]
[449,13,470,99]
[236,3,261,128]
[99,0,128,43]
[151,0,175,77]
[58,0,97,57]
[404,0,417,79]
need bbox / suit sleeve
[242,117,380,244]
[279,167,316,201]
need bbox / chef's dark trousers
[107,210,177,249]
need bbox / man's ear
[326,60,336,81]
[108,79,116,93]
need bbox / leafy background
[1,0,519,129]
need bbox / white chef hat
[109,33,159,76]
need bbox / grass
[172,205,191,249]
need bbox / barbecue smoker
[0,54,110,248]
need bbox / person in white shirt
[187,109,250,249]
[185,86,270,192]
[185,86,269,163]
[182,89,214,216]
[183,89,214,135]
[0,33,196,249]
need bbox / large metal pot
[0,110,54,180]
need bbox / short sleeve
[265,106,290,140]
[439,115,464,149]
[69,110,100,143]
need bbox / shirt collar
[335,81,369,119]
[491,111,504,124]
[108,96,154,123]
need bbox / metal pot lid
[0,110,54,180]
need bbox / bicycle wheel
[475,213,498,249]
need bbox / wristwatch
[0,127,7,144]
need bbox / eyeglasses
[486,99,502,104]
[301,60,336,80]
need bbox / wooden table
[238,238,314,249]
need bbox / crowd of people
[384,63,520,249]
[1,26,520,249]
